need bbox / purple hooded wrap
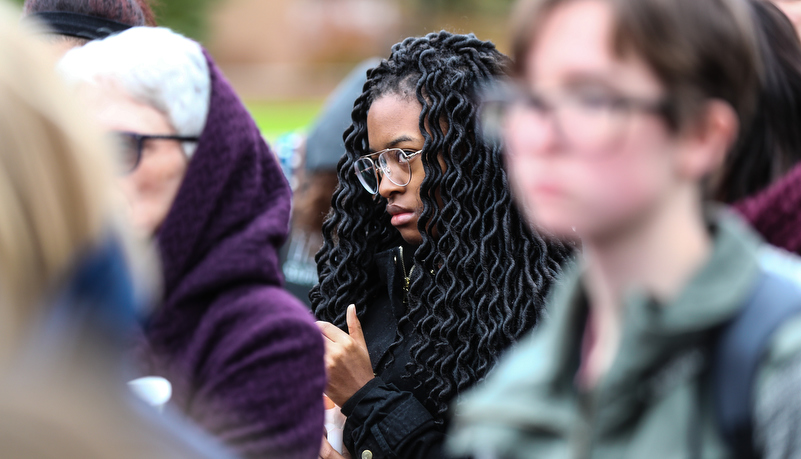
[735,161,801,256]
[139,49,325,459]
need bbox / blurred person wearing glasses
[58,27,326,459]
[448,0,801,458]
[0,7,234,459]
[312,31,573,459]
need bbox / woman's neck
[578,186,712,388]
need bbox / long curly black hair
[311,31,573,420]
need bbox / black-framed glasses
[353,148,423,195]
[481,82,672,153]
[111,131,200,173]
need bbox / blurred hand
[319,436,351,459]
[317,304,374,407]
[323,394,336,410]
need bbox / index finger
[316,321,349,342]
[346,304,367,349]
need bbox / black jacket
[340,246,448,459]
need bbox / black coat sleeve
[340,377,447,459]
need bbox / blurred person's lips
[530,181,568,199]
[387,203,415,226]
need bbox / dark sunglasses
[111,131,199,173]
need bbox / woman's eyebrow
[386,135,415,148]
[368,135,417,153]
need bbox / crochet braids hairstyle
[311,31,573,420]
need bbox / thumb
[346,304,366,348]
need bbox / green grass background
[246,100,324,143]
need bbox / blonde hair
[0,4,118,354]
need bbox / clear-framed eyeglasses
[480,81,671,154]
[353,148,423,195]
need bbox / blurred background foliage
[11,0,516,140]
[411,0,516,15]
[149,0,218,41]
[10,0,516,41]
[9,0,217,39]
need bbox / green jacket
[448,212,801,459]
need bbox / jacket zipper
[397,246,415,296]
[573,388,600,459]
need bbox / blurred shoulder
[196,284,323,362]
[210,284,317,330]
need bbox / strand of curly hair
[311,31,574,421]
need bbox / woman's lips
[390,212,415,226]
[387,204,415,227]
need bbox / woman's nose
[377,171,404,198]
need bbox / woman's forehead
[366,94,424,151]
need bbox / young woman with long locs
[312,31,573,459]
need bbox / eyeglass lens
[482,87,635,152]
[353,149,413,194]
[355,158,379,194]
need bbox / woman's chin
[398,228,423,247]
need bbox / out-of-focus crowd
[2,0,801,458]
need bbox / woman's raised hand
[317,304,375,407]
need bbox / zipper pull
[405,266,414,292]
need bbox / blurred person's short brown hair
[510,0,762,132]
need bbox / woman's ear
[676,100,738,181]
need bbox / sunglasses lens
[354,158,378,194]
[112,133,139,173]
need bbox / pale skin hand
[316,304,375,408]
[319,437,351,459]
